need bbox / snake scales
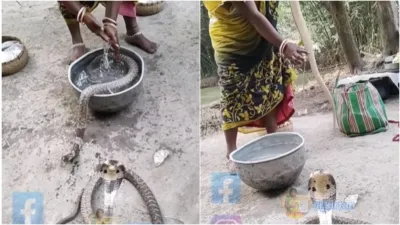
[61,50,139,165]
[57,160,164,224]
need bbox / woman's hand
[83,13,110,43]
[83,13,120,59]
[104,25,120,60]
[283,43,308,65]
[103,1,122,59]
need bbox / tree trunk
[376,1,399,56]
[324,1,365,74]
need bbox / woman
[203,1,307,172]
[58,1,157,64]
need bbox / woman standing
[58,1,158,64]
[203,1,307,172]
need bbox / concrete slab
[200,99,399,224]
[2,1,199,223]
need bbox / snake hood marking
[308,169,336,202]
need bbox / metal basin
[68,47,144,113]
[230,132,306,191]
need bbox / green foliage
[348,1,381,53]
[201,1,384,78]
[278,1,382,65]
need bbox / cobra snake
[305,170,370,224]
[57,160,164,224]
[61,50,139,165]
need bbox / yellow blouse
[203,1,268,65]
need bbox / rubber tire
[136,1,164,16]
[2,36,29,77]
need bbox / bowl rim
[229,132,305,164]
[68,46,144,98]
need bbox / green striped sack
[333,81,389,136]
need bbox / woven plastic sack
[333,81,388,136]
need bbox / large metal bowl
[68,47,144,113]
[230,132,306,191]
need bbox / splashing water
[103,43,111,70]
[74,44,128,91]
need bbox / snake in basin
[61,50,139,165]
[57,160,164,224]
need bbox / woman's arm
[230,1,284,48]
[104,1,122,21]
[59,1,112,44]
[103,2,122,58]
[58,1,84,16]
[230,1,307,64]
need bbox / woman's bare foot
[226,160,237,174]
[69,43,88,65]
[125,32,157,54]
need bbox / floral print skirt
[218,53,297,131]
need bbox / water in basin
[243,143,300,161]
[74,45,129,91]
[232,133,303,162]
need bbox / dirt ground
[2,1,199,224]
[200,96,399,224]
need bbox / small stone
[297,109,308,116]
[153,150,171,167]
[344,194,359,208]
[320,103,328,110]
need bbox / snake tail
[124,171,164,224]
[56,190,84,224]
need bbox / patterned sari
[203,1,297,131]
